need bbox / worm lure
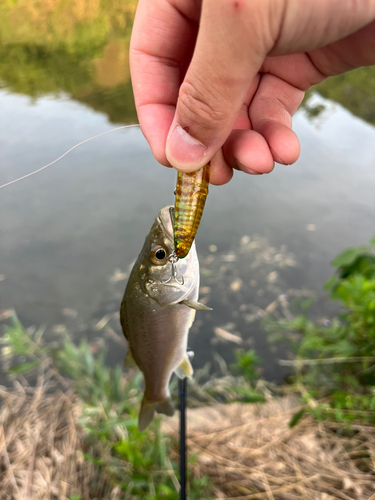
[173,165,210,259]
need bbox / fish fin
[124,348,137,369]
[181,299,212,311]
[138,397,175,432]
[174,355,194,379]
[156,399,175,417]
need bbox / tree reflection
[0,0,137,123]
[0,0,374,127]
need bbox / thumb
[165,0,276,172]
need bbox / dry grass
[0,379,113,500]
[1,382,375,500]
[165,396,375,500]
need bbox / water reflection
[304,66,375,126]
[0,0,374,126]
[0,0,137,123]
[94,41,130,88]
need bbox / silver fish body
[120,206,202,431]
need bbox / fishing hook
[161,206,184,285]
[162,252,184,286]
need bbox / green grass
[264,237,375,425]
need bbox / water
[1,89,374,381]
[0,3,374,381]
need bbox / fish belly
[126,301,192,402]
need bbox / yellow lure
[173,165,210,259]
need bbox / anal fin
[124,348,137,368]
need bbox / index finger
[130,0,200,165]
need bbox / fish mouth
[160,251,185,287]
[162,282,183,288]
[156,206,193,291]
[157,206,174,243]
[159,273,185,288]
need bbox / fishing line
[0,123,140,190]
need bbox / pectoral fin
[174,355,194,379]
[181,299,212,311]
[124,348,137,368]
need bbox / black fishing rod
[179,376,187,500]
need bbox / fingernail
[166,124,207,170]
[237,161,263,175]
[270,147,287,165]
[246,168,263,175]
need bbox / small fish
[173,165,210,259]
[120,206,211,431]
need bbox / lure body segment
[173,165,210,259]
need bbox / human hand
[130,0,375,185]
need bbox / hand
[130,0,375,185]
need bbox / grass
[178,397,375,500]
[264,238,375,426]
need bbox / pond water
[0,2,374,382]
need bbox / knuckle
[256,95,292,127]
[178,81,228,129]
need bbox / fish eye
[151,246,169,265]
[155,249,166,260]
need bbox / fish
[173,165,210,259]
[120,206,211,431]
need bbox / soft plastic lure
[173,165,210,259]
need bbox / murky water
[0,2,374,382]
[1,90,374,381]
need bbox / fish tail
[138,395,175,432]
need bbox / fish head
[139,206,199,307]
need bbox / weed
[228,349,266,403]
[265,238,375,424]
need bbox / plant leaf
[9,359,40,374]
[289,409,305,428]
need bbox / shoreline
[1,379,374,500]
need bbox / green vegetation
[228,349,266,403]
[265,237,375,425]
[310,66,375,125]
[1,316,212,499]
